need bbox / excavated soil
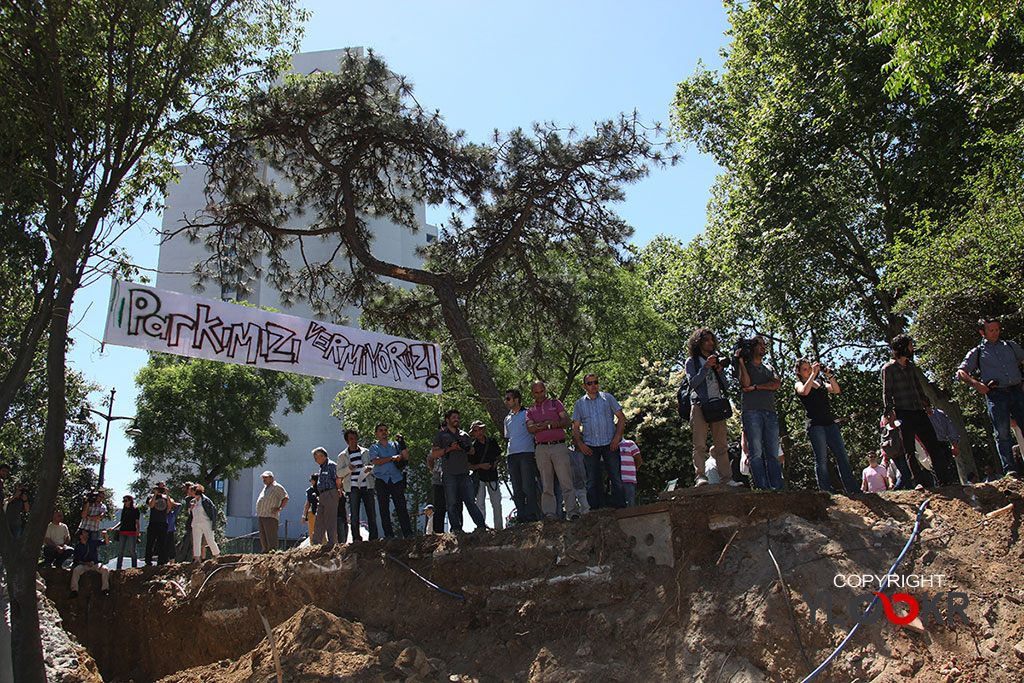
[41,480,1024,682]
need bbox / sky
[65,0,732,502]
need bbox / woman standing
[189,484,220,562]
[794,359,858,493]
[684,328,741,487]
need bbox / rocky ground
[32,478,1024,682]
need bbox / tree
[668,0,1023,478]
[185,50,672,433]
[129,353,317,496]
[0,2,304,679]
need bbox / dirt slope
[43,479,1024,682]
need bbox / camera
[733,337,759,363]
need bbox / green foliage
[620,360,693,503]
[129,353,318,497]
[0,366,101,519]
[869,0,1024,98]
[670,0,1015,359]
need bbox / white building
[156,48,437,544]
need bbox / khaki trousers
[258,516,279,552]
[535,442,579,518]
[690,402,733,483]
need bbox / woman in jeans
[684,328,741,487]
[794,358,858,493]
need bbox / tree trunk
[433,281,506,429]
[6,278,76,683]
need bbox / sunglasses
[585,380,599,386]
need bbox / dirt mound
[43,480,1024,682]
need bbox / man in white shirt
[42,510,73,568]
[254,471,288,552]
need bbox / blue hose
[799,498,931,682]
[383,553,466,600]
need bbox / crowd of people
[12,315,1023,597]
[683,316,1024,495]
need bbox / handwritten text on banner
[103,279,441,394]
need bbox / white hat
[260,470,274,478]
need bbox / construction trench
[38,480,1024,682]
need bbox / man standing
[469,420,503,530]
[369,424,413,538]
[504,389,538,524]
[572,374,626,509]
[311,447,341,547]
[527,381,579,520]
[255,471,288,552]
[736,336,784,490]
[431,410,486,532]
[41,510,73,568]
[882,334,955,487]
[339,429,377,542]
[958,317,1024,478]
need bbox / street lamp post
[79,387,137,489]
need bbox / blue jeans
[117,534,138,569]
[507,452,539,522]
[986,385,1024,475]
[807,423,858,493]
[622,482,636,507]
[443,473,485,532]
[742,410,783,490]
[583,444,625,509]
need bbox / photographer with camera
[736,335,784,490]
[882,334,955,487]
[145,484,174,565]
[794,359,858,493]
[79,490,106,541]
[957,317,1024,478]
[683,328,742,487]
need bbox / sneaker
[914,484,926,491]
[69,591,78,599]
[102,589,110,596]
[725,480,745,488]
[694,477,709,487]
[569,513,581,521]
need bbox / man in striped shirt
[339,429,377,542]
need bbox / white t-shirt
[191,498,212,527]
[45,522,70,546]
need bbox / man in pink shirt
[526,380,580,520]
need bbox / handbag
[701,397,733,423]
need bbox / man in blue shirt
[311,447,342,547]
[958,316,1024,477]
[503,389,538,523]
[369,424,413,538]
[572,373,626,509]
[70,528,110,598]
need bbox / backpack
[676,377,692,422]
